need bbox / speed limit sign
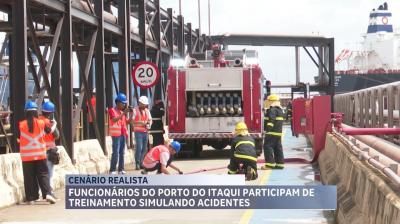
[132,61,160,88]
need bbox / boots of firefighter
[227,169,238,175]
[237,163,245,174]
[273,138,284,169]
[245,166,258,181]
[261,162,276,170]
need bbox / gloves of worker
[50,120,57,133]
[44,126,51,134]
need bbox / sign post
[132,61,160,89]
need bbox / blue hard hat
[42,101,55,113]
[170,141,181,153]
[24,100,38,111]
[115,93,128,104]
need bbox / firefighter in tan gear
[261,94,285,169]
[228,122,258,181]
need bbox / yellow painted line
[238,169,272,224]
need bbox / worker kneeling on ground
[262,94,285,170]
[141,141,183,175]
[228,122,258,181]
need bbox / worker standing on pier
[39,101,59,199]
[261,94,285,169]
[19,100,56,204]
[108,93,130,174]
[87,88,96,139]
[150,100,165,147]
[131,96,152,170]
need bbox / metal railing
[334,81,400,143]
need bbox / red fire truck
[167,45,264,156]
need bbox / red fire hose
[185,157,312,174]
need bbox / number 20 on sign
[132,61,160,89]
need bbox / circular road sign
[132,61,160,89]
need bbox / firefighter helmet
[267,94,280,101]
[235,121,249,136]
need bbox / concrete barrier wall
[319,134,400,224]
[0,153,25,209]
[105,136,135,166]
[0,137,135,209]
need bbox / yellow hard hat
[235,121,249,135]
[267,94,280,101]
[235,121,247,131]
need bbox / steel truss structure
[0,0,210,160]
[211,34,335,102]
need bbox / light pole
[198,0,201,34]
[179,0,182,15]
[208,0,211,37]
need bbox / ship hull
[335,73,400,94]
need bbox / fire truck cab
[167,45,264,156]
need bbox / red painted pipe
[341,124,400,164]
[341,127,400,135]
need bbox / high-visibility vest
[109,107,127,136]
[39,116,56,149]
[19,118,47,162]
[133,107,149,133]
[87,96,96,123]
[143,145,169,165]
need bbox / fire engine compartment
[167,48,264,156]
[186,91,243,117]
[185,90,244,134]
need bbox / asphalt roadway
[0,126,335,224]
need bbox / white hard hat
[139,96,149,105]
[93,88,96,93]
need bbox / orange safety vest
[133,107,149,133]
[39,116,56,149]
[19,118,47,162]
[143,145,169,165]
[109,107,127,136]
[87,96,96,123]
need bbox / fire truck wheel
[182,140,202,158]
[210,142,228,150]
[192,140,202,158]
